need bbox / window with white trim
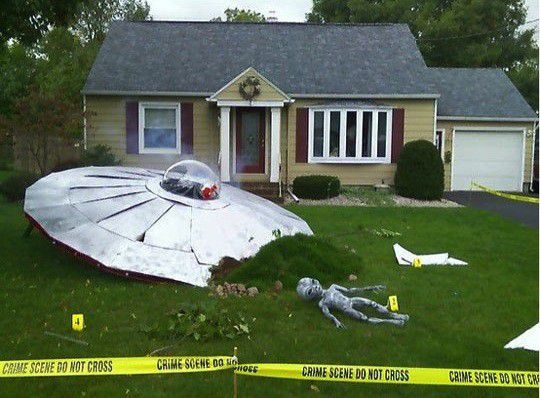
[308,108,392,163]
[139,103,181,154]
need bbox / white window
[308,108,392,163]
[138,102,181,154]
[435,129,445,159]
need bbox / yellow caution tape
[472,183,540,204]
[235,364,539,388]
[0,356,236,378]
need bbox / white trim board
[438,116,538,122]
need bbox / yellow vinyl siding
[286,99,436,185]
[213,69,289,102]
[437,121,535,191]
[85,95,220,172]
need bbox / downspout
[83,95,87,151]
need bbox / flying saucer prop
[24,160,313,286]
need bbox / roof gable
[83,21,436,96]
[208,67,291,102]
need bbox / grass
[341,185,395,206]
[0,200,538,397]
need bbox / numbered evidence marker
[412,257,422,268]
[387,296,399,312]
[72,314,85,332]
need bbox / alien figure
[297,278,410,328]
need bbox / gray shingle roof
[83,21,436,96]
[428,68,537,119]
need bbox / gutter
[437,116,538,122]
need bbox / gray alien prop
[296,278,409,328]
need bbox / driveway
[444,191,539,228]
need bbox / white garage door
[452,130,524,191]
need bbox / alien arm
[318,300,344,328]
[330,284,386,294]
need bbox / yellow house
[83,21,537,198]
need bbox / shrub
[223,234,361,290]
[0,172,39,201]
[293,175,341,199]
[82,145,121,166]
[394,139,444,200]
[50,159,83,173]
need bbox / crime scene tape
[0,356,236,378]
[472,183,539,204]
[234,363,539,388]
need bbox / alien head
[297,277,323,301]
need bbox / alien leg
[343,308,405,326]
[352,298,409,321]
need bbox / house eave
[81,90,214,97]
[437,115,538,122]
[291,93,440,99]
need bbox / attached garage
[451,128,525,191]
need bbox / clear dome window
[160,160,221,200]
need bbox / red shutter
[181,102,193,155]
[125,101,139,154]
[295,108,308,163]
[391,108,405,163]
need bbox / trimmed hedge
[293,175,341,200]
[394,139,444,200]
[0,172,39,202]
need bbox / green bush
[223,234,361,290]
[82,145,121,166]
[50,159,84,173]
[0,172,39,201]
[293,175,341,199]
[394,139,444,200]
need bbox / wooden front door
[236,108,265,173]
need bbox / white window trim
[138,102,181,154]
[435,128,445,160]
[307,108,392,164]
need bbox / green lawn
[0,199,538,397]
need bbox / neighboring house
[83,21,538,195]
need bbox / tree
[308,0,538,110]
[0,87,82,175]
[75,0,152,43]
[0,0,89,44]
[212,8,266,22]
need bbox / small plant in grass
[0,171,39,201]
[293,175,341,199]
[223,234,361,290]
[141,302,251,342]
[394,139,444,200]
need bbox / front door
[236,108,265,173]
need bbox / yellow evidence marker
[387,295,399,312]
[72,314,84,332]
[412,257,422,268]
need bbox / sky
[146,0,539,27]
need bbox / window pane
[144,108,177,149]
[362,111,372,157]
[377,112,387,157]
[313,111,324,157]
[329,111,340,157]
[346,111,357,157]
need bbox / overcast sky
[146,0,539,27]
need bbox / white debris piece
[393,243,467,266]
[504,323,540,352]
[24,162,313,286]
